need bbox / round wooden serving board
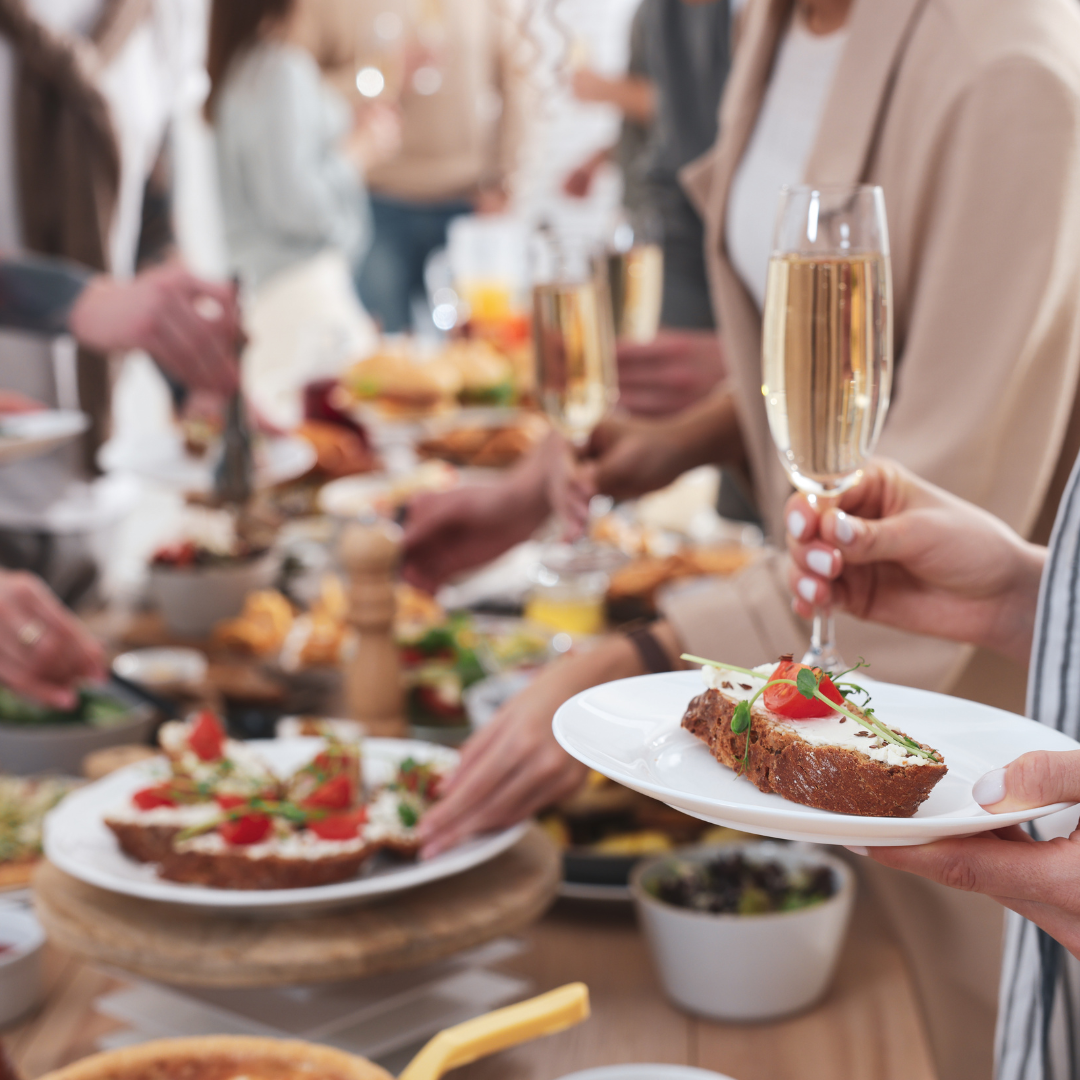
[33,826,560,988]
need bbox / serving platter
[552,671,1080,847]
[44,737,527,913]
[0,409,88,466]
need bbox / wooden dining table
[7,889,937,1080]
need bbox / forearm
[662,388,746,475]
[607,76,655,124]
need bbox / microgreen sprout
[681,654,940,766]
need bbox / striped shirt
[998,452,1080,1079]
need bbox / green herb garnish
[681,654,940,769]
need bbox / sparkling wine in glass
[600,213,664,344]
[762,184,893,670]
[532,233,619,448]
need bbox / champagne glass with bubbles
[762,184,894,670]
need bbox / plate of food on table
[340,337,532,424]
[0,774,82,890]
[43,710,527,912]
[553,654,1080,847]
[540,771,751,901]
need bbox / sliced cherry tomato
[303,773,354,811]
[215,793,247,810]
[189,711,226,761]
[218,813,272,846]
[308,807,367,841]
[132,784,177,810]
[762,660,846,719]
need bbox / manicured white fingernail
[787,510,807,540]
[845,845,869,856]
[806,549,833,576]
[797,577,818,603]
[834,512,855,545]
[973,767,1007,807]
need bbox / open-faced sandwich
[104,713,446,890]
[680,655,947,817]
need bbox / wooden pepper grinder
[340,519,407,737]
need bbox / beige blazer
[662,0,1080,704]
[660,5,1080,1077]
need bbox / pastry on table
[36,1035,390,1080]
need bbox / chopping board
[33,826,559,988]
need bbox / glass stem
[801,491,844,671]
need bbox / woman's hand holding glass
[781,457,1080,957]
[784,459,1045,665]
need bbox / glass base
[801,611,844,673]
[801,640,845,673]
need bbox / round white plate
[112,648,208,689]
[98,434,315,492]
[0,410,88,466]
[318,460,458,519]
[553,671,1080,847]
[44,737,527,913]
[558,1067,736,1080]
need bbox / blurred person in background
[562,0,655,222]
[331,0,533,333]
[411,0,1080,1075]
[563,0,732,419]
[0,0,241,604]
[206,0,401,297]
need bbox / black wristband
[0,255,93,336]
[626,625,674,674]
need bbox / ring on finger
[16,619,45,648]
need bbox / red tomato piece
[762,660,845,719]
[303,773,353,811]
[189,711,225,761]
[132,784,177,810]
[215,793,247,810]
[309,807,367,841]
[218,813,272,846]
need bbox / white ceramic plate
[44,737,527,913]
[0,410,88,465]
[317,461,459,519]
[552,671,1080,847]
[112,648,208,689]
[98,434,315,492]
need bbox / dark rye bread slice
[158,843,379,890]
[106,820,184,865]
[682,688,947,817]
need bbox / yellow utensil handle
[397,982,590,1080]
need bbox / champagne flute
[531,231,621,574]
[761,184,894,671]
[532,234,619,451]
[600,211,664,344]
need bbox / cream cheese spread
[363,789,419,844]
[698,664,929,767]
[176,827,368,860]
